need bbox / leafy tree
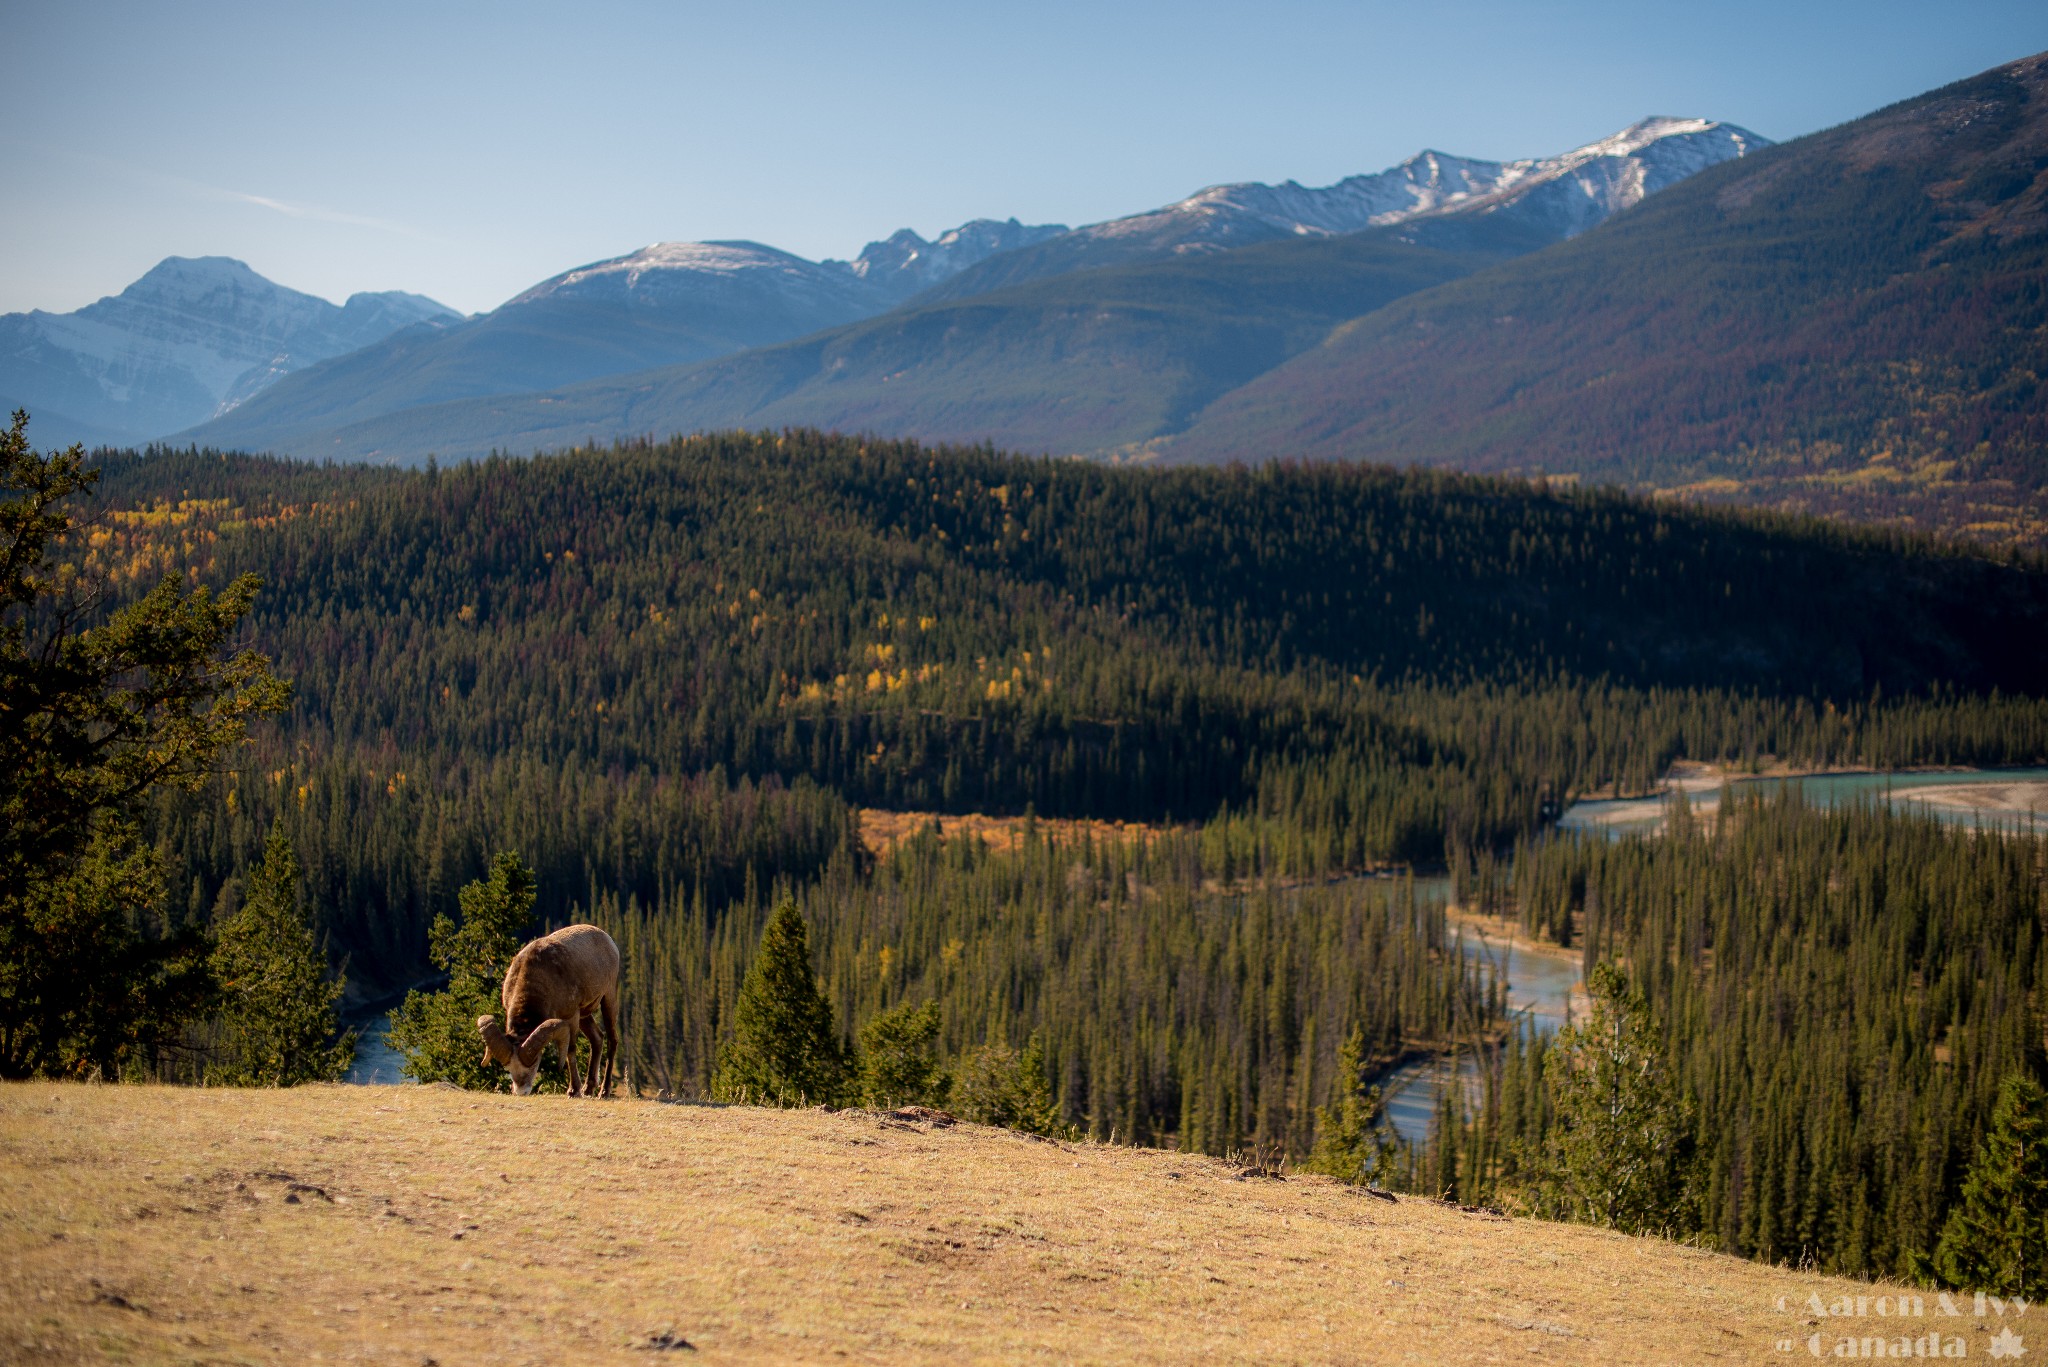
[951,1034,1069,1137]
[857,1000,947,1107]
[0,411,287,1078]
[713,901,848,1106]
[1933,1072,2048,1296]
[207,828,354,1085]
[387,852,537,1089]
[1527,962,1698,1236]
[1304,1023,1393,1186]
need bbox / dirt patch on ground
[857,808,1174,859]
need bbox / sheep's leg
[598,990,620,1098]
[578,1014,604,1098]
[559,1029,582,1097]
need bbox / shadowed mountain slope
[177,241,899,456]
[169,119,1757,465]
[181,232,1494,462]
[1160,51,2048,543]
[176,223,1067,458]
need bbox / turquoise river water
[348,768,2047,1120]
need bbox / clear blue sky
[5,0,2044,317]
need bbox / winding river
[342,768,2048,1106]
[1557,766,2048,839]
[1379,879,1583,1145]
[1380,766,2048,1144]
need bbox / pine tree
[950,1034,1069,1137]
[714,901,848,1106]
[857,1000,947,1107]
[1430,1081,1461,1202]
[1304,1022,1393,1186]
[1,412,288,1079]
[1527,961,1697,1236]
[1933,1072,2048,1296]
[207,829,354,1085]
[387,852,536,1089]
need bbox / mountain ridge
[0,255,458,447]
[178,217,1067,453]
[173,115,1758,463]
[915,117,1765,301]
[1154,50,2048,543]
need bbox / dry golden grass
[1,1082,1878,1365]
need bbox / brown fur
[476,924,620,1096]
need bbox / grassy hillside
[0,1082,1898,1365]
[1163,51,2048,544]
[179,233,1495,465]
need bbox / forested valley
[1444,793,2047,1282]
[11,422,2048,1285]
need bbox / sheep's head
[477,1015,563,1095]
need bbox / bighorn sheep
[476,924,620,1097]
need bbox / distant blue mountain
[180,219,1067,459]
[173,116,1766,465]
[0,256,458,447]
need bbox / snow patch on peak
[828,218,1068,299]
[1410,118,1772,236]
[3,257,459,442]
[1068,117,1771,251]
[120,255,278,299]
[1569,116,1719,161]
[508,241,819,306]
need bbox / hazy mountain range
[0,259,457,447]
[6,114,1759,460]
[0,220,1067,453]
[179,115,1762,463]
[9,51,2047,542]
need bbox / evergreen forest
[13,422,2048,1285]
[1444,793,2047,1282]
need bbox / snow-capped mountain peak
[1074,117,1770,252]
[505,219,1071,315]
[504,241,842,309]
[827,218,1068,300]
[1408,117,1770,237]
[0,257,459,445]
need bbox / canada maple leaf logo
[1988,1326,2028,1360]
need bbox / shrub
[1524,961,1699,1236]
[387,852,539,1090]
[1933,1072,2048,1296]
[1303,1022,1393,1186]
[857,1001,948,1108]
[951,1034,1070,1138]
